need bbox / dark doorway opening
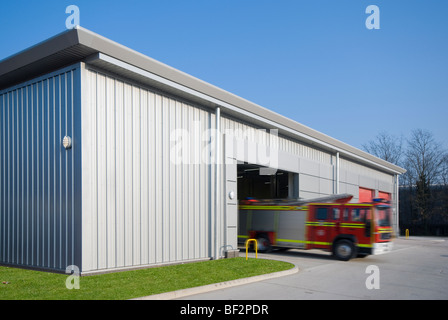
[237,163,290,200]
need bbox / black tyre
[256,234,272,253]
[333,239,355,261]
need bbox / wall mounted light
[62,136,72,150]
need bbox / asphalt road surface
[180,237,448,300]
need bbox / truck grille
[380,233,391,240]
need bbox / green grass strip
[0,257,293,300]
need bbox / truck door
[330,206,341,242]
[360,207,374,247]
[346,206,373,250]
[311,206,331,248]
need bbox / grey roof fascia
[0,27,97,90]
[0,26,406,175]
[0,28,79,75]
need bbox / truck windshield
[375,205,392,227]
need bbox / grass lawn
[0,257,293,300]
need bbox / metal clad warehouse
[0,27,405,274]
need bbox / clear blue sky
[1,0,447,150]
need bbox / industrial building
[0,27,405,274]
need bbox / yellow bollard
[245,239,258,260]
[406,229,409,239]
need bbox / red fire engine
[238,194,394,261]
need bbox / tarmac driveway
[180,237,448,300]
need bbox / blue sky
[1,0,447,150]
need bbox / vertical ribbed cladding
[81,66,215,273]
[0,65,80,272]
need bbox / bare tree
[403,129,446,231]
[440,154,448,187]
[362,131,403,166]
[404,129,445,186]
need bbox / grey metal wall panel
[359,175,376,190]
[319,163,333,180]
[300,158,320,176]
[220,117,333,165]
[344,170,359,185]
[224,134,238,251]
[299,174,320,194]
[319,178,333,195]
[81,65,215,273]
[0,65,81,272]
[378,180,393,194]
[277,150,299,173]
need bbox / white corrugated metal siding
[220,116,333,164]
[81,65,220,273]
[0,65,81,272]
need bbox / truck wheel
[333,240,354,261]
[256,234,272,253]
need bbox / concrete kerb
[131,260,299,300]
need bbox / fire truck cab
[238,194,394,261]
